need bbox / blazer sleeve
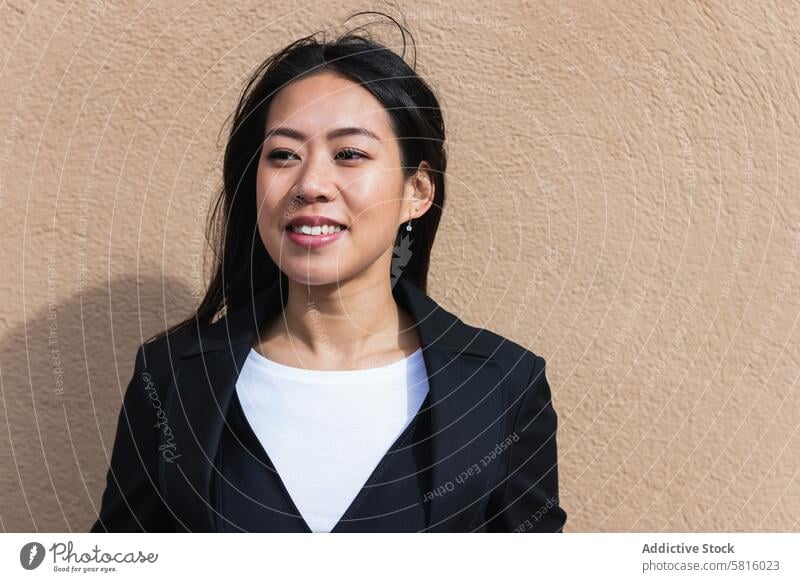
[90,343,175,532]
[485,355,567,532]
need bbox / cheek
[364,171,405,218]
[254,195,280,250]
[254,187,269,225]
[255,168,282,228]
[350,194,403,243]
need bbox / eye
[267,149,299,161]
[334,148,367,161]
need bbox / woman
[91,14,567,533]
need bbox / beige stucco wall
[1,0,798,532]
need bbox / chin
[280,264,351,288]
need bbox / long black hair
[151,12,447,342]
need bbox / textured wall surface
[1,0,798,532]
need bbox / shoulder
[447,308,544,375]
[132,324,203,397]
[442,307,548,406]
[401,277,544,381]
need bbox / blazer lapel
[162,346,248,531]
[162,275,506,532]
[418,345,505,531]
[162,280,288,531]
[392,280,506,532]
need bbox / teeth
[290,224,344,236]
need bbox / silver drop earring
[406,207,418,231]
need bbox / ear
[402,161,435,221]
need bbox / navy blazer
[91,275,567,532]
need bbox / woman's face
[255,71,428,287]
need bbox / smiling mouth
[284,224,347,236]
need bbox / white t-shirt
[235,346,430,533]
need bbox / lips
[284,215,348,230]
[284,221,347,249]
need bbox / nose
[293,154,336,203]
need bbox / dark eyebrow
[264,126,382,142]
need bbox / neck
[262,272,418,366]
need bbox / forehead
[265,71,393,138]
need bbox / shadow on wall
[0,276,193,532]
